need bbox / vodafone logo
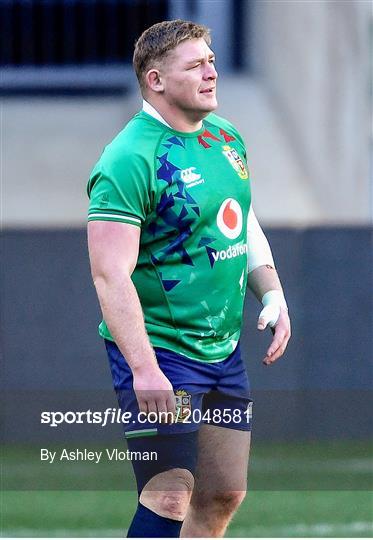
[216,198,243,239]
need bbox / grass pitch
[1,440,372,537]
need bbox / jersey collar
[142,100,172,128]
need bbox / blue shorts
[105,340,253,438]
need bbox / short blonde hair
[133,19,211,93]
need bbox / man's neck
[142,99,204,133]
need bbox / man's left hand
[258,307,291,365]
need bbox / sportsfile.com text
[40,407,252,427]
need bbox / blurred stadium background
[1,0,372,537]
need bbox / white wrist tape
[247,207,275,273]
[262,290,288,310]
[259,290,288,328]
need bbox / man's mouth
[200,88,215,94]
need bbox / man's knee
[193,489,246,516]
[216,490,246,513]
[140,468,194,521]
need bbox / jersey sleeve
[87,151,154,227]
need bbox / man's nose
[203,63,218,80]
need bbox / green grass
[1,440,372,537]
[1,490,372,537]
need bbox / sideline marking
[2,521,373,537]
[233,520,373,537]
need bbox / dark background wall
[1,227,372,442]
[0,0,168,67]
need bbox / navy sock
[127,502,182,538]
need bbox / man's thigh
[193,424,251,494]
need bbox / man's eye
[209,59,215,64]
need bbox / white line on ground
[2,521,373,538]
[251,457,373,473]
[0,528,124,538]
[233,520,373,537]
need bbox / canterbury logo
[181,167,202,184]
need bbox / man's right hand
[133,365,176,422]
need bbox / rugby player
[87,19,291,538]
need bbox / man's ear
[146,69,164,93]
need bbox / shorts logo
[217,198,243,240]
[175,390,192,422]
[246,401,253,421]
[222,145,249,180]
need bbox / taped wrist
[261,290,288,311]
[259,290,288,328]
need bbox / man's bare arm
[87,221,175,415]
[247,264,291,365]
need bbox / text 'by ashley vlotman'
[40,448,158,464]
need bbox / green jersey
[87,110,251,362]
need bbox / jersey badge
[175,390,192,423]
[222,145,249,180]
